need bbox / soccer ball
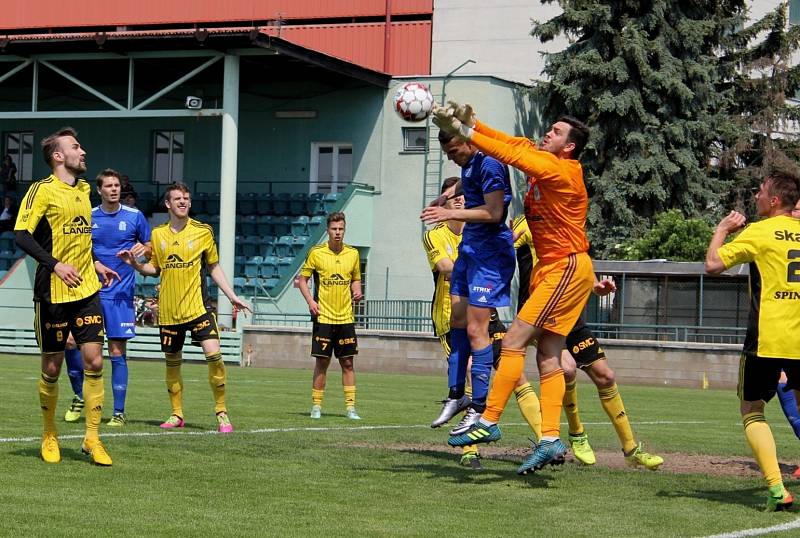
[393,82,434,122]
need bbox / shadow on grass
[9,445,92,463]
[389,448,555,487]
[129,418,207,430]
[656,484,800,512]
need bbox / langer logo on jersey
[118,221,127,231]
[63,215,91,235]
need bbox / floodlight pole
[218,54,239,329]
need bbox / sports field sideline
[2,354,800,538]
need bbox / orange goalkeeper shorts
[518,252,594,336]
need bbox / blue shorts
[450,240,515,308]
[100,295,137,340]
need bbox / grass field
[2,354,800,537]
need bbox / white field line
[0,420,709,444]
[699,518,800,538]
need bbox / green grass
[2,353,800,537]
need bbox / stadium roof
[0,1,432,75]
[0,28,394,87]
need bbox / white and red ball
[393,82,434,122]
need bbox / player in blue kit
[64,169,151,426]
[421,130,515,435]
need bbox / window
[152,130,184,184]
[402,127,427,152]
[792,0,800,25]
[310,143,352,194]
[3,132,34,183]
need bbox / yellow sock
[540,369,565,438]
[343,385,356,409]
[165,353,184,418]
[205,352,227,414]
[38,372,58,434]
[743,412,782,487]
[599,384,636,453]
[483,348,525,423]
[563,379,583,436]
[462,444,479,457]
[83,370,104,443]
[312,388,324,407]
[514,382,542,441]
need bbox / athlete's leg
[465,305,493,413]
[447,295,470,399]
[108,339,128,419]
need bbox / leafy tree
[616,209,713,261]
[716,2,800,211]
[531,1,747,257]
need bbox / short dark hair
[441,176,460,194]
[96,168,121,188]
[164,182,191,203]
[437,129,456,146]
[327,211,346,226]
[41,127,78,167]
[765,171,800,210]
[556,115,590,159]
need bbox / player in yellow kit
[298,212,364,420]
[15,127,117,465]
[706,171,800,511]
[118,182,251,432]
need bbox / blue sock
[777,383,800,440]
[469,344,494,412]
[64,348,83,399]
[111,354,128,415]
[447,328,470,398]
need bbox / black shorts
[738,354,800,402]
[35,293,105,353]
[159,311,219,354]
[311,322,358,359]
[439,310,507,368]
[565,320,606,369]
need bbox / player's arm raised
[208,262,252,316]
[705,210,746,275]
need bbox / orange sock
[540,368,565,439]
[482,348,525,423]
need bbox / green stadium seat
[257,193,274,215]
[240,215,258,236]
[289,193,308,216]
[273,193,291,215]
[291,216,309,236]
[238,193,258,215]
[244,256,263,279]
[307,193,326,215]
[261,256,279,278]
[275,235,293,258]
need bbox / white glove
[447,100,476,128]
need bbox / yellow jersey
[151,218,219,326]
[15,174,100,303]
[301,243,361,324]
[422,223,461,336]
[717,214,800,359]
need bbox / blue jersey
[91,204,152,300]
[460,151,513,246]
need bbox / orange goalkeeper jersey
[470,120,589,264]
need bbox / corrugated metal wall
[1,0,432,29]
[262,21,431,75]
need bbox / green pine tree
[532,1,747,257]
